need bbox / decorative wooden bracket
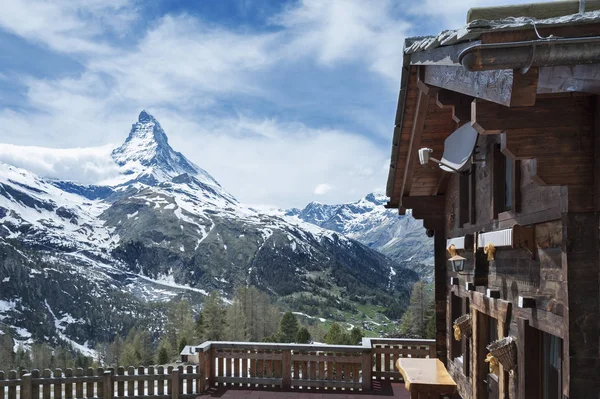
[517,296,535,308]
[436,90,473,123]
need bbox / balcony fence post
[208,347,216,387]
[197,351,206,392]
[282,349,292,389]
[21,373,32,399]
[429,342,436,358]
[361,350,372,391]
[171,369,179,399]
[103,371,113,399]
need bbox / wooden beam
[401,87,429,196]
[434,172,450,195]
[500,127,593,160]
[511,67,538,107]
[416,79,440,96]
[595,95,600,211]
[402,69,438,197]
[425,66,537,107]
[539,65,600,95]
[402,195,445,214]
[425,65,514,106]
[423,217,445,231]
[471,95,592,135]
[436,90,473,123]
[470,291,512,323]
[530,156,593,186]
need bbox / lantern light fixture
[448,244,469,274]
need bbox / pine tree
[279,312,299,343]
[106,334,123,367]
[165,300,196,352]
[0,330,15,370]
[399,281,434,338]
[324,323,348,345]
[195,313,204,341]
[136,330,154,366]
[225,297,247,341]
[54,346,75,370]
[156,339,172,365]
[13,345,31,370]
[296,327,311,344]
[202,291,225,341]
[31,343,53,369]
[349,327,364,345]
[178,337,188,354]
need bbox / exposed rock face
[288,193,434,280]
[0,111,418,353]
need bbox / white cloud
[0,0,136,55]
[274,0,410,81]
[89,15,278,107]
[313,183,332,195]
[0,0,473,207]
[0,143,122,184]
[159,113,389,207]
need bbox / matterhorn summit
[111,110,220,188]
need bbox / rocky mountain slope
[0,111,418,354]
[287,194,434,280]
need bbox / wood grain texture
[425,65,514,106]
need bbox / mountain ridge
[287,193,434,280]
[0,111,419,355]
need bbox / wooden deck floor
[196,381,411,398]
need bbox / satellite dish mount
[419,124,481,174]
[418,148,462,173]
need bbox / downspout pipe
[459,36,600,72]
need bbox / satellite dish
[439,124,479,173]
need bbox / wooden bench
[396,358,457,399]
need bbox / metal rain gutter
[458,35,600,72]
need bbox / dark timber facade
[385,3,600,399]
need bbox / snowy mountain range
[0,111,418,355]
[286,194,434,280]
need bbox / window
[458,167,475,226]
[542,332,562,399]
[504,158,512,211]
[492,145,520,217]
[519,320,563,399]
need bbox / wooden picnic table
[395,358,457,399]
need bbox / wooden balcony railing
[0,338,435,399]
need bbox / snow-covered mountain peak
[362,193,384,204]
[138,110,156,123]
[112,111,177,168]
[110,111,224,192]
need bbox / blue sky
[0,0,532,208]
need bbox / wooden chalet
[385,2,600,399]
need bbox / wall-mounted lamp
[448,244,468,274]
